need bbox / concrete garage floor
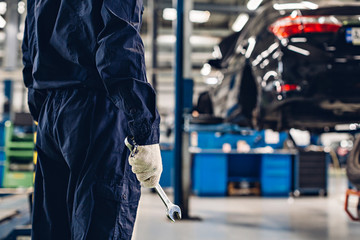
[0,173,359,239]
[133,174,360,240]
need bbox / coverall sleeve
[22,17,47,122]
[22,17,33,89]
[96,0,160,145]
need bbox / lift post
[174,0,194,219]
[174,0,185,215]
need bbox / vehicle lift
[342,127,360,222]
[344,189,360,221]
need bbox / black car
[197,0,360,132]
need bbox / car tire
[346,135,360,189]
[190,115,224,125]
[251,107,263,130]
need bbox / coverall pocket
[91,181,140,240]
[28,89,50,122]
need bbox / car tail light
[278,84,299,93]
[269,16,342,38]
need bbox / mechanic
[22,0,162,239]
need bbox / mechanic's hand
[128,144,163,188]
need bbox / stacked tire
[346,135,360,190]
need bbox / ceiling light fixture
[247,0,263,11]
[232,13,249,32]
[18,1,26,14]
[163,8,177,21]
[205,77,219,85]
[0,16,6,28]
[163,8,211,23]
[201,63,212,76]
[189,10,211,23]
[0,2,6,15]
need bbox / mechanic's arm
[96,0,160,146]
[22,17,46,122]
[22,18,32,89]
[96,0,162,187]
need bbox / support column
[147,0,158,92]
[174,0,184,213]
[4,0,19,71]
[183,0,192,80]
[180,0,193,219]
[174,0,195,220]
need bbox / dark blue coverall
[22,0,160,239]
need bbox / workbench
[160,123,328,197]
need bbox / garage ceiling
[141,0,251,80]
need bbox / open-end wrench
[124,136,182,222]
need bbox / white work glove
[128,144,163,188]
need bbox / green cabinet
[2,121,34,188]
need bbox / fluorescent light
[272,51,280,59]
[245,37,256,58]
[190,36,220,46]
[290,37,307,43]
[163,8,177,21]
[259,43,279,60]
[273,3,306,10]
[260,59,270,68]
[252,55,262,66]
[0,2,6,15]
[205,77,219,85]
[201,63,212,76]
[157,35,176,45]
[18,1,26,14]
[0,16,6,28]
[232,14,249,32]
[287,45,310,56]
[189,10,210,23]
[290,10,298,18]
[247,0,263,11]
[273,2,318,10]
[157,35,220,47]
[163,8,211,23]
[263,71,278,81]
[267,42,279,53]
[301,1,318,10]
[212,45,222,59]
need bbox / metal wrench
[124,136,182,222]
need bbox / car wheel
[346,135,360,189]
[252,107,278,130]
[190,115,224,125]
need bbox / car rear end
[267,2,360,130]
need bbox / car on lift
[196,0,360,132]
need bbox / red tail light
[269,16,342,38]
[278,84,299,93]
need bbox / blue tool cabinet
[192,151,294,197]
[193,153,228,196]
[159,148,174,188]
[261,154,292,196]
[228,154,261,183]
